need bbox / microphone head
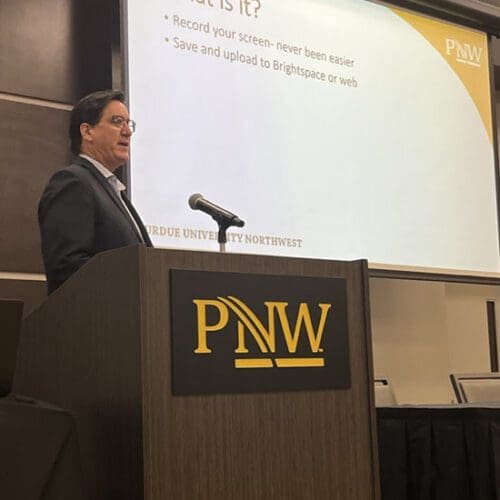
[188,193,203,210]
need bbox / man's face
[80,100,132,171]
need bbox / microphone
[188,193,245,228]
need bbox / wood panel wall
[0,0,118,313]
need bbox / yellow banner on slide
[391,7,492,144]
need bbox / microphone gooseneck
[188,193,245,228]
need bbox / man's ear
[80,123,93,143]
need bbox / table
[377,405,500,500]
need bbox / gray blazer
[38,156,152,294]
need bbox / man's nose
[121,125,132,137]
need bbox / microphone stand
[188,194,244,253]
[217,219,231,253]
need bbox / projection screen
[125,0,500,276]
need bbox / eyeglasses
[110,115,136,133]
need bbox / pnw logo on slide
[445,38,482,68]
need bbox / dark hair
[69,90,125,155]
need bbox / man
[38,90,152,294]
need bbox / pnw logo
[171,270,350,394]
[192,296,332,369]
[445,38,483,68]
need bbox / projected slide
[126,0,499,274]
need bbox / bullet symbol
[164,14,168,20]
[165,37,169,42]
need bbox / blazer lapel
[73,156,150,245]
[121,192,153,247]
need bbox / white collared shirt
[79,154,144,242]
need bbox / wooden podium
[14,246,380,499]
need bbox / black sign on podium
[170,269,350,395]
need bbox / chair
[0,299,24,397]
[0,301,86,498]
[450,372,500,403]
[374,377,397,406]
